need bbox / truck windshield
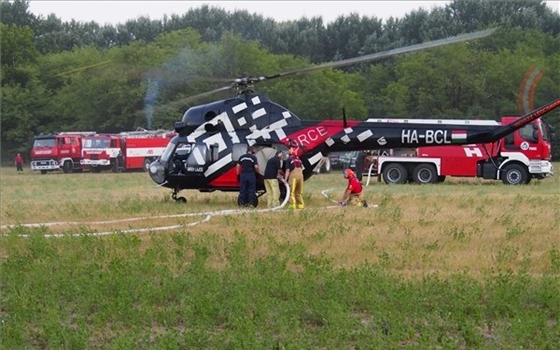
[33,138,56,147]
[83,138,110,148]
[540,121,551,142]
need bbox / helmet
[343,169,355,179]
[288,139,299,148]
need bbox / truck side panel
[124,138,170,170]
[419,144,497,177]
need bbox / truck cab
[81,135,124,172]
[31,132,93,174]
[367,118,553,185]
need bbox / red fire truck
[363,116,554,185]
[80,130,174,172]
[30,132,96,174]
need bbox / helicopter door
[254,147,278,176]
[232,143,249,162]
[184,144,209,172]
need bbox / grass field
[1,166,559,349]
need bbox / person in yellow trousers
[284,145,304,209]
[264,150,284,208]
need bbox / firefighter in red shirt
[15,153,24,173]
[339,168,368,207]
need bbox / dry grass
[1,166,559,279]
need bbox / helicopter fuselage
[148,93,560,196]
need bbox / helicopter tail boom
[476,98,560,143]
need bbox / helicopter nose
[149,159,166,184]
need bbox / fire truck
[363,116,554,185]
[30,132,96,174]
[80,130,174,172]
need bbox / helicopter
[147,28,560,204]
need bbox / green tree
[1,23,38,86]
[0,0,36,27]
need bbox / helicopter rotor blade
[263,28,497,81]
[152,28,497,109]
[54,60,114,77]
[177,85,234,104]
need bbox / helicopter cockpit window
[175,143,192,160]
[160,140,178,163]
[170,142,193,174]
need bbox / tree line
[1,0,559,162]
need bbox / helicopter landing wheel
[172,189,187,203]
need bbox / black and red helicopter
[147,28,560,204]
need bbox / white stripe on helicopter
[357,130,373,142]
[252,108,266,119]
[232,102,247,114]
[204,153,232,177]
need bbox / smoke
[144,78,160,129]
[142,46,211,130]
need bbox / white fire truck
[362,116,554,185]
[80,130,175,172]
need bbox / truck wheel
[41,170,47,175]
[413,164,438,184]
[437,176,446,183]
[501,163,529,185]
[62,161,73,173]
[143,158,151,172]
[382,163,408,184]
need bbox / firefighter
[284,144,304,209]
[264,150,284,208]
[236,146,260,207]
[15,153,24,173]
[339,168,368,207]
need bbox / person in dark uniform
[278,153,287,203]
[264,150,284,208]
[355,150,366,182]
[284,145,304,209]
[236,146,260,207]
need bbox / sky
[27,1,452,25]
[26,0,554,26]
